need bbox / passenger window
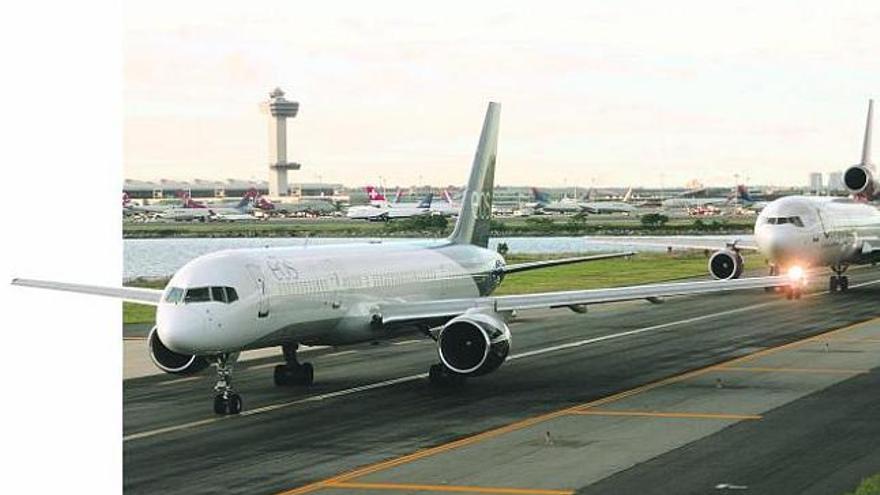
[211,287,227,303]
[226,287,238,303]
[184,287,211,303]
[164,287,184,304]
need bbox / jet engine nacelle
[843,165,878,199]
[708,249,744,280]
[148,326,209,375]
[437,312,511,377]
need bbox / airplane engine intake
[708,249,744,280]
[148,326,209,375]
[437,313,511,376]
[843,165,877,198]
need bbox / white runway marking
[123,277,880,443]
[322,350,359,358]
[157,376,202,386]
[393,340,426,346]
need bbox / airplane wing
[378,275,792,325]
[11,278,163,305]
[860,237,880,254]
[583,236,759,252]
[503,252,634,274]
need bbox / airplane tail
[393,187,403,203]
[622,187,633,203]
[736,185,754,202]
[530,187,550,204]
[365,186,386,202]
[862,99,874,167]
[443,189,455,205]
[417,193,434,208]
[449,102,500,248]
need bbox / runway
[123,269,880,494]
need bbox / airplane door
[245,263,270,318]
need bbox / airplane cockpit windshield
[164,286,238,304]
[762,216,805,227]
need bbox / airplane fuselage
[156,241,504,355]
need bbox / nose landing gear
[212,353,242,415]
[273,343,315,387]
[829,265,849,293]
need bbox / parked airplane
[580,187,637,214]
[14,102,794,414]
[660,187,731,209]
[347,193,433,220]
[531,187,636,214]
[592,100,880,294]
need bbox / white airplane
[660,189,731,209]
[579,187,637,214]
[13,102,794,415]
[531,187,636,214]
[591,100,880,294]
[346,194,433,220]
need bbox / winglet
[449,102,500,248]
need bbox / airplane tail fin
[736,185,754,202]
[531,187,550,204]
[622,187,633,203]
[449,102,500,248]
[862,99,874,167]
[417,193,433,209]
[366,186,386,202]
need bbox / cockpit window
[184,287,211,303]
[764,216,804,227]
[226,287,238,303]
[164,287,184,304]
[211,286,227,303]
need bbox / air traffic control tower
[262,87,301,197]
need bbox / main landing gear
[765,265,779,293]
[212,353,242,415]
[829,265,849,293]
[273,343,314,387]
[428,363,466,387]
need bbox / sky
[124,0,879,188]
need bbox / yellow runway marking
[820,338,880,344]
[277,317,879,495]
[720,366,869,374]
[568,410,761,420]
[325,482,573,495]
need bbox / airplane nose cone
[156,307,207,354]
[756,227,802,263]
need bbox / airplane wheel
[300,363,315,386]
[213,393,242,415]
[829,277,839,293]
[273,363,314,386]
[840,276,849,292]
